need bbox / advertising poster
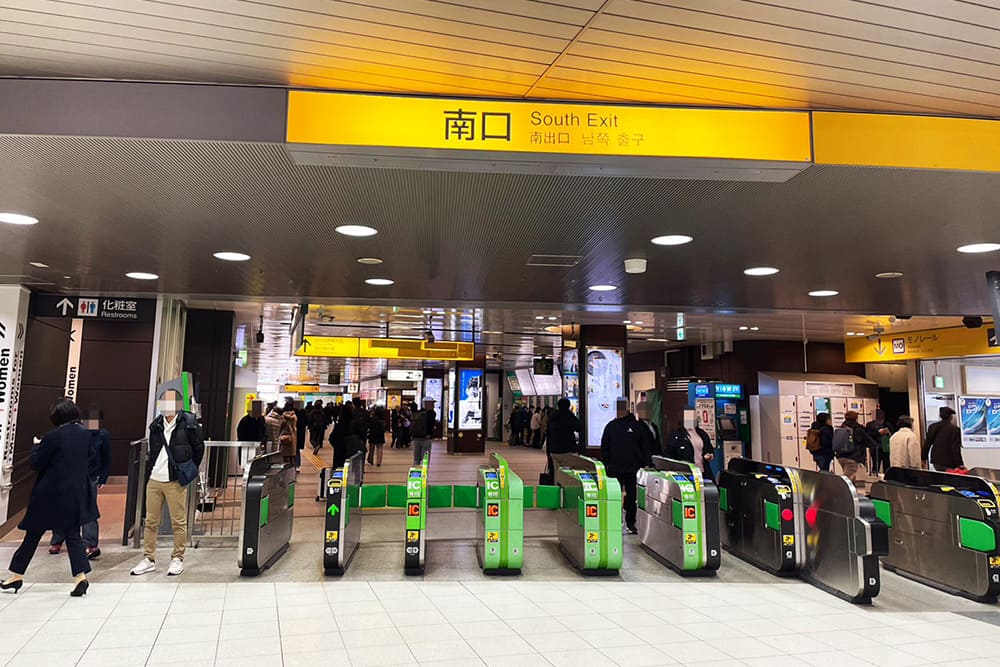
[585,348,623,447]
[423,378,443,414]
[457,369,483,431]
[959,396,995,447]
[562,349,579,415]
[695,398,716,443]
[988,398,1000,440]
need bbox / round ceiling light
[357,257,383,265]
[875,271,903,279]
[808,289,839,297]
[336,225,378,237]
[365,278,394,286]
[213,251,251,262]
[548,316,558,321]
[589,284,617,292]
[535,316,544,320]
[0,212,39,225]
[957,243,1000,254]
[29,261,49,268]
[750,326,759,331]
[651,234,693,246]
[739,326,749,331]
[126,272,159,280]
[744,267,780,276]
[846,332,856,337]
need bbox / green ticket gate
[323,451,363,576]
[404,455,430,575]
[636,456,721,575]
[238,451,295,577]
[551,453,623,575]
[477,453,524,575]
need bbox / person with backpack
[600,399,652,534]
[308,399,328,455]
[410,398,437,465]
[833,410,876,484]
[805,412,834,472]
[330,402,363,470]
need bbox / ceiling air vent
[526,254,582,268]
[0,274,54,286]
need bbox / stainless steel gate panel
[324,451,363,576]
[792,467,887,603]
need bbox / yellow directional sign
[295,335,474,361]
[287,91,812,163]
[845,325,999,363]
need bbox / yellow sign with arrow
[845,325,999,363]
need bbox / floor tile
[653,641,731,663]
[89,627,160,649]
[544,648,622,667]
[20,631,95,652]
[147,639,218,664]
[279,614,338,636]
[453,620,516,639]
[214,654,282,667]
[575,627,645,648]
[718,637,786,659]
[280,631,344,655]
[600,644,676,666]
[335,611,395,632]
[396,621,460,644]
[341,626,405,649]
[76,646,153,666]
[281,649,351,666]
[469,634,536,658]
[6,649,83,666]
[505,615,567,635]
[523,630,585,653]
[406,638,478,663]
[347,643,417,666]
[481,653,551,667]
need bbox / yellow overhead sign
[845,326,1000,363]
[814,112,1000,172]
[287,91,812,162]
[295,335,475,361]
[283,384,321,394]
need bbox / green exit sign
[934,375,945,389]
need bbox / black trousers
[12,526,91,577]
[614,471,639,530]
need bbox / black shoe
[70,579,89,597]
[625,525,638,534]
[86,548,101,560]
[0,579,23,594]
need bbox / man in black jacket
[836,411,876,483]
[923,406,963,471]
[131,389,204,577]
[600,399,652,534]
[545,398,582,479]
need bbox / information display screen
[585,347,623,448]
[458,368,484,431]
[423,377,443,414]
[529,366,562,396]
[515,368,536,396]
[562,349,579,415]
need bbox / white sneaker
[167,558,184,576]
[130,558,156,576]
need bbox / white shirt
[151,415,177,483]
[531,413,542,430]
[889,427,921,469]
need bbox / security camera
[894,315,912,320]
[962,315,984,329]
[255,329,265,344]
[424,329,435,344]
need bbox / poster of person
[562,349,579,414]
[585,348,622,447]
[458,369,483,431]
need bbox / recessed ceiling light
[365,278,394,286]
[651,234,693,246]
[875,271,903,279]
[846,332,856,336]
[548,316,558,321]
[744,267,780,276]
[957,243,1000,254]
[336,225,378,237]
[808,290,839,297]
[482,330,502,335]
[589,284,617,292]
[750,326,759,331]
[357,257,383,265]
[634,320,644,325]
[648,338,668,342]
[623,320,631,324]
[126,272,159,280]
[213,251,251,262]
[29,261,48,268]
[535,316,545,320]
[739,326,749,331]
[0,212,38,225]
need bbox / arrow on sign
[874,338,886,357]
[69,329,76,343]
[327,503,340,517]
[56,298,74,316]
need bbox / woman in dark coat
[330,402,356,470]
[2,398,98,596]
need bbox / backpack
[832,426,855,456]
[410,410,429,438]
[805,428,822,452]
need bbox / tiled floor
[0,579,998,666]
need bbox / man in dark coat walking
[600,399,652,535]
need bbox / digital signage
[585,347,623,448]
[457,369,483,431]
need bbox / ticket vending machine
[688,382,750,476]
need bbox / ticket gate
[238,451,295,576]
[551,454,623,575]
[637,456,721,575]
[323,451,363,576]
[870,467,1000,602]
[719,458,887,603]
[404,454,430,575]
[477,453,524,575]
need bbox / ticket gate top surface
[870,467,1000,602]
[324,451,363,576]
[478,452,524,574]
[637,456,721,574]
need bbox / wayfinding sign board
[31,294,156,323]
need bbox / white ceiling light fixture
[623,320,631,324]
[846,332,856,336]
[548,316,558,321]
[365,278,394,286]
[808,290,839,297]
[647,338,669,342]
[744,267,780,276]
[213,251,251,262]
[357,257,383,265]
[335,224,378,237]
[29,261,49,268]
[875,271,903,279]
[738,326,748,331]
[634,320,644,325]
[126,272,159,280]
[624,258,647,274]
[750,326,760,331]
[535,315,544,320]
[0,212,39,225]
[651,234,693,246]
[957,243,1000,254]
[589,284,617,292]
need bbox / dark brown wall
[183,310,235,441]
[76,320,154,477]
[9,317,71,518]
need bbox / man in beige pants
[131,389,204,577]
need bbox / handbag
[165,444,199,487]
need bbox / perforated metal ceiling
[4,0,1000,116]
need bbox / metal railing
[124,438,267,548]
